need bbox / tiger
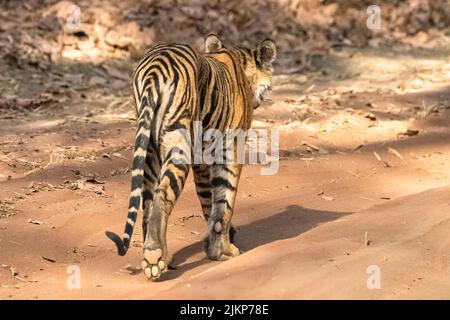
[107,34,277,280]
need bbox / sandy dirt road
[1,47,450,299]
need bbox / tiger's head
[205,34,277,108]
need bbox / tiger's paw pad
[141,248,166,280]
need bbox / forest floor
[1,45,450,299]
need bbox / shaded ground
[1,43,450,299]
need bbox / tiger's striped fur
[112,35,276,279]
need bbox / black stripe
[170,47,197,78]
[223,166,238,177]
[142,190,153,202]
[211,177,236,191]
[163,170,181,199]
[195,182,210,188]
[129,195,140,208]
[130,175,142,191]
[144,159,158,180]
[165,121,187,132]
[132,155,145,171]
[198,191,212,198]
[124,219,134,235]
[216,199,232,210]
[172,162,190,173]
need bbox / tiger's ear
[255,39,277,68]
[205,34,222,53]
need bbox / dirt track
[1,47,450,299]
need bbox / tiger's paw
[204,232,240,261]
[141,248,167,281]
[215,243,240,261]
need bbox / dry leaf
[321,195,335,201]
[66,176,106,195]
[42,256,56,263]
[373,151,391,168]
[1,264,18,276]
[27,218,44,225]
[398,129,419,137]
[364,231,371,246]
[388,147,404,159]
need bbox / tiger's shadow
[160,204,348,280]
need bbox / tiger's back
[133,43,254,136]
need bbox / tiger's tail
[120,95,154,255]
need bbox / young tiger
[108,35,277,280]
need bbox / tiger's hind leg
[141,143,161,246]
[204,163,242,260]
[141,148,190,280]
[192,164,236,243]
[192,164,212,221]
